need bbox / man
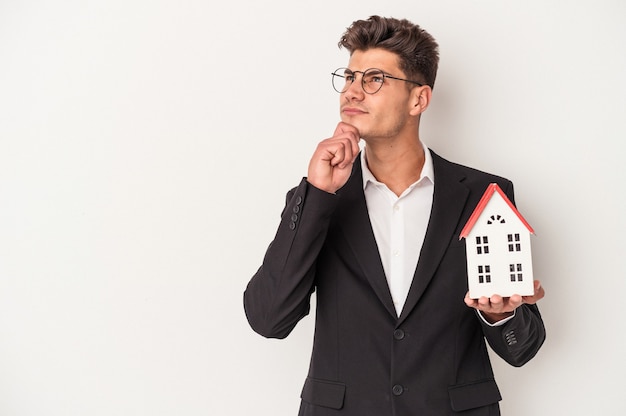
[244,15,546,415]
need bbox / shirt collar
[361,142,435,190]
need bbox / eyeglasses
[331,67,424,94]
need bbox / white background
[1,1,625,415]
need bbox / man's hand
[307,122,361,194]
[464,280,545,324]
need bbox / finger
[477,296,491,308]
[521,281,545,304]
[488,295,505,312]
[464,292,476,307]
[490,294,503,306]
[348,135,360,160]
[326,140,353,169]
[522,291,544,304]
[334,123,361,154]
[508,294,523,309]
[328,142,347,167]
[334,121,359,137]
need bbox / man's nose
[344,75,364,99]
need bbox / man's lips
[342,107,367,116]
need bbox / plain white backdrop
[1,1,625,414]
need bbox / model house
[460,183,535,298]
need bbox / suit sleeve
[243,178,338,339]
[479,180,546,366]
[480,303,546,367]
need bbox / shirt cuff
[477,310,516,327]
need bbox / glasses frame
[331,67,424,94]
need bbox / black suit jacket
[244,150,545,415]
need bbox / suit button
[295,195,303,205]
[505,330,517,345]
[392,385,404,396]
[393,329,405,340]
[289,222,296,230]
[291,213,298,222]
[292,205,300,213]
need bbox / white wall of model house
[462,184,535,299]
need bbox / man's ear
[409,85,432,116]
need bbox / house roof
[459,183,535,239]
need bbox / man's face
[339,48,415,141]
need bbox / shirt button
[393,329,405,340]
[392,385,404,396]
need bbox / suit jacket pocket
[301,377,346,410]
[448,378,502,411]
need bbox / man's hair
[338,16,439,89]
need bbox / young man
[244,16,546,415]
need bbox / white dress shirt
[361,144,434,317]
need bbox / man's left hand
[464,280,545,324]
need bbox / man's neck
[364,137,425,197]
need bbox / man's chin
[340,118,365,134]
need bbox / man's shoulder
[429,149,512,187]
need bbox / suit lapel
[398,151,469,324]
[335,157,397,319]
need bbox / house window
[478,265,491,284]
[509,263,523,281]
[508,233,521,252]
[475,236,489,254]
[487,214,506,225]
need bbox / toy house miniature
[460,183,535,299]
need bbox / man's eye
[366,73,384,84]
[345,74,355,82]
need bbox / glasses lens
[332,68,352,93]
[362,69,385,94]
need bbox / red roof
[459,183,534,239]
